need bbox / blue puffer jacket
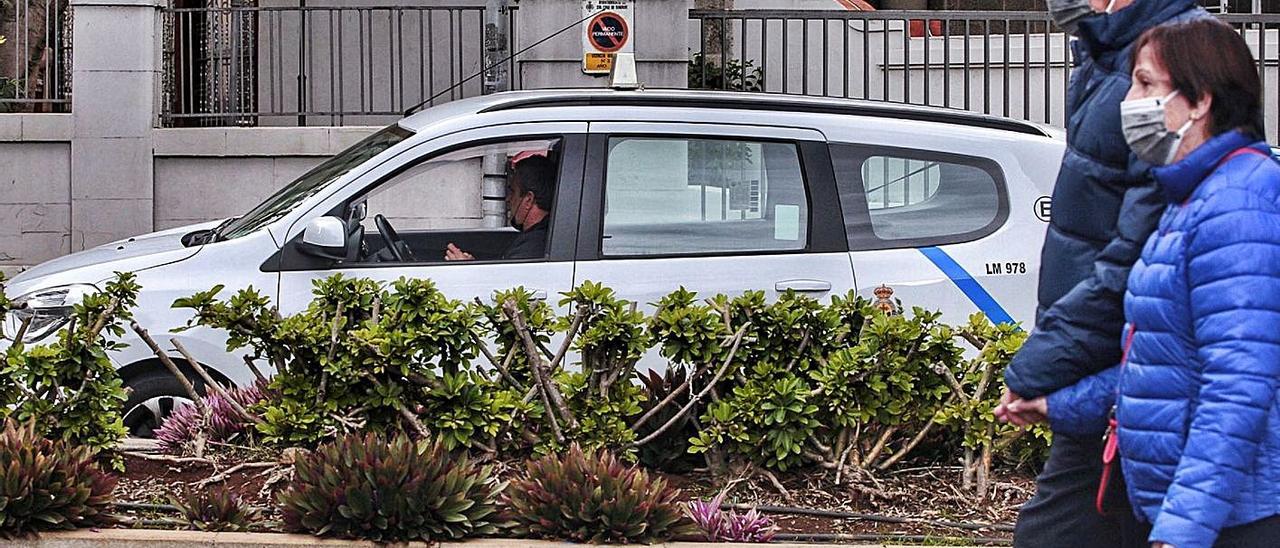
[1048,130,1280,548]
[1004,0,1208,399]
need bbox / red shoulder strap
[1216,147,1269,170]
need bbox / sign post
[582,0,634,75]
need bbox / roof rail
[478,93,1052,137]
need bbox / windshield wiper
[210,216,240,242]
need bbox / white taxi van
[2,89,1065,433]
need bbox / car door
[573,122,855,313]
[832,139,1044,328]
[273,123,587,313]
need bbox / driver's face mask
[1121,89,1195,166]
[1047,0,1116,35]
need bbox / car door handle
[531,290,548,301]
[774,279,832,293]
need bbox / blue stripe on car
[917,246,1017,327]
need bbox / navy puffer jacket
[1004,0,1208,399]
[1047,130,1280,548]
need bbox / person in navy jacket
[1004,19,1280,548]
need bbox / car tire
[122,369,206,438]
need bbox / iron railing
[689,9,1280,143]
[161,5,517,127]
[0,0,73,113]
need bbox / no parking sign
[582,0,634,74]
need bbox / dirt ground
[111,446,1033,544]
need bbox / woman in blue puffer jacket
[1003,20,1280,548]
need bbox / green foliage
[935,314,1050,460]
[559,281,651,381]
[503,444,692,543]
[176,275,493,446]
[817,308,959,429]
[0,273,138,457]
[688,52,764,92]
[0,273,10,319]
[475,286,556,386]
[549,281,650,456]
[649,287,725,367]
[174,274,1044,477]
[170,485,258,532]
[279,432,502,542]
[0,419,116,537]
[689,290,853,471]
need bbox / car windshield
[217,124,414,240]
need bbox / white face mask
[1121,90,1195,166]
[1046,0,1116,35]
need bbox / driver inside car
[444,153,556,261]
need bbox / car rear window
[832,143,1007,250]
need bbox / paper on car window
[774,204,800,241]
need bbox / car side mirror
[298,216,350,261]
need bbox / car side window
[354,138,562,263]
[601,136,808,257]
[832,143,1006,250]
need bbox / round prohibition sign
[587,12,629,53]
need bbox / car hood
[8,221,221,289]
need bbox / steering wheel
[374,214,417,262]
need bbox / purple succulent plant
[685,491,778,543]
[155,381,270,452]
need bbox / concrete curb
[10,530,960,547]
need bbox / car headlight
[4,284,98,343]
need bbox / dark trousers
[1123,514,1280,547]
[1014,433,1137,548]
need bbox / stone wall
[0,115,72,276]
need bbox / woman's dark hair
[1132,19,1265,140]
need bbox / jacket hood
[1152,130,1269,204]
[1077,0,1199,55]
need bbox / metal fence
[161,5,516,127]
[0,0,73,113]
[689,9,1280,143]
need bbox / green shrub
[170,485,258,532]
[0,273,138,457]
[176,275,482,445]
[0,420,116,537]
[503,444,691,543]
[279,432,502,542]
[634,367,700,472]
[688,52,764,91]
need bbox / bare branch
[627,324,749,448]
[171,339,263,426]
[198,461,279,487]
[85,297,121,342]
[11,314,32,345]
[630,363,710,431]
[861,425,899,469]
[550,304,588,371]
[473,333,524,390]
[241,355,269,384]
[131,322,207,415]
[120,451,213,465]
[784,329,811,372]
[503,299,577,431]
